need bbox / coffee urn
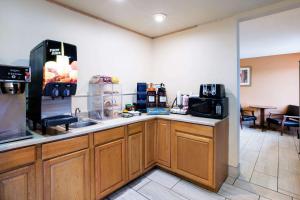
[0,65,32,143]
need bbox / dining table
[249,105,277,131]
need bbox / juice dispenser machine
[27,40,79,134]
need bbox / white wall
[1,0,300,168]
[152,18,240,167]
[0,0,152,98]
[240,7,300,58]
[152,0,300,167]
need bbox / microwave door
[192,101,213,114]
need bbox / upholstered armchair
[240,106,257,129]
[267,105,300,135]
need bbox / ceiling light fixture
[153,13,167,23]
[113,0,125,3]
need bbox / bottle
[147,83,156,108]
[176,91,182,107]
[157,83,167,107]
[182,94,189,108]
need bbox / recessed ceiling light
[113,0,125,3]
[153,13,167,23]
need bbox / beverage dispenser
[0,65,32,143]
[27,40,78,134]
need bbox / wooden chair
[267,105,300,136]
[240,106,256,129]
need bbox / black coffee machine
[188,84,228,119]
[27,40,78,134]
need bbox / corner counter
[0,114,228,200]
[0,114,222,152]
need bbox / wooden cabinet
[94,127,126,199]
[0,165,35,200]
[171,121,215,188]
[156,119,171,168]
[0,118,228,199]
[144,120,157,170]
[172,129,214,187]
[43,149,90,200]
[128,123,143,180]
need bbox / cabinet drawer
[94,127,125,146]
[42,136,89,160]
[128,122,143,136]
[0,146,36,173]
[172,121,213,138]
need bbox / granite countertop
[0,114,222,152]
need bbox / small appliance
[188,97,228,119]
[0,65,32,144]
[27,40,78,134]
[170,91,188,115]
[147,83,156,108]
[200,84,225,98]
[157,83,167,107]
[136,82,147,113]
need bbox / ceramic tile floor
[239,126,300,200]
[105,126,300,200]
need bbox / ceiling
[51,0,282,38]
[240,7,300,58]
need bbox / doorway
[237,8,300,199]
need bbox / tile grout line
[278,131,300,199]
[171,179,226,200]
[240,128,252,154]
[236,175,298,199]
[139,177,193,200]
[249,132,266,183]
[232,176,238,185]
[291,128,300,159]
[157,177,194,200]
[230,179,266,199]
[170,178,181,190]
[277,131,279,193]
[134,180,153,200]
[169,185,193,200]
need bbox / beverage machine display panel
[0,65,31,82]
[43,41,78,90]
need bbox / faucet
[75,108,81,117]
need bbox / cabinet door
[0,165,35,200]
[173,131,214,187]
[156,120,171,168]
[43,149,90,200]
[128,132,143,180]
[144,120,157,170]
[95,139,126,199]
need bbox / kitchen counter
[0,114,223,152]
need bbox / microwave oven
[188,97,228,119]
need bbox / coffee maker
[27,40,78,134]
[0,65,32,144]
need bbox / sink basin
[69,120,98,128]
